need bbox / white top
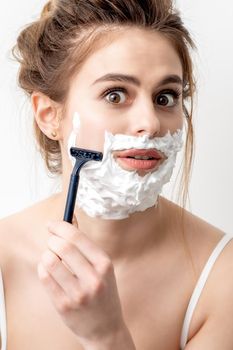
[0,233,232,350]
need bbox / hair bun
[41,0,55,19]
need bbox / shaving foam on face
[67,112,183,220]
[67,112,81,163]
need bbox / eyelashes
[154,88,182,107]
[102,86,127,97]
[101,85,182,107]
[102,87,127,104]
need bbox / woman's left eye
[103,88,127,105]
[156,90,181,107]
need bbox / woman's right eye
[103,88,127,105]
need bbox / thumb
[72,214,78,228]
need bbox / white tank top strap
[180,233,233,349]
[0,268,7,350]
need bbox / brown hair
[12,0,196,206]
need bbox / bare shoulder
[185,235,233,349]
[0,194,64,348]
[162,197,228,268]
[179,202,233,307]
[0,193,62,267]
[183,203,232,269]
[163,199,233,348]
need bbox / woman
[0,0,232,349]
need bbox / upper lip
[114,149,164,159]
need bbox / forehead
[73,28,183,85]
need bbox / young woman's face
[61,27,184,171]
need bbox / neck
[57,190,168,264]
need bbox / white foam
[67,112,183,219]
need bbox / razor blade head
[70,147,103,162]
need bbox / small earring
[51,131,57,138]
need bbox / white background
[0,0,232,233]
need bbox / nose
[128,99,160,137]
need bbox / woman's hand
[37,217,129,347]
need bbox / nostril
[136,130,159,138]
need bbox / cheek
[65,89,125,151]
[162,109,184,133]
[76,124,106,151]
[175,113,184,131]
[67,110,111,152]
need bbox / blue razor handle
[63,147,103,223]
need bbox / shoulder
[182,205,233,313]
[161,196,226,254]
[184,238,233,349]
[0,192,62,230]
[0,193,62,268]
[174,198,231,273]
[161,196,233,293]
[165,200,233,348]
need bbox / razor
[63,147,103,223]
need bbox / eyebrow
[92,73,183,87]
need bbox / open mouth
[114,149,164,171]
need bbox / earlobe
[31,92,61,139]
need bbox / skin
[38,27,186,346]
[34,28,184,263]
[0,27,233,350]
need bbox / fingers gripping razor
[63,147,103,223]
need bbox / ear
[31,92,62,140]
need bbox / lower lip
[117,157,161,170]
